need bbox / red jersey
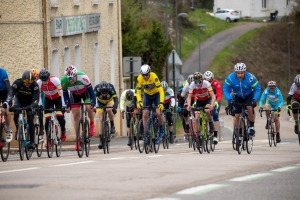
[211,79,222,102]
[188,80,212,101]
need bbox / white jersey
[288,83,300,100]
[119,89,136,112]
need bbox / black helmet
[125,90,134,101]
[39,68,50,82]
[22,70,34,84]
[193,72,203,82]
[98,81,110,94]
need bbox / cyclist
[286,74,300,134]
[161,81,175,144]
[120,89,136,146]
[187,72,216,134]
[11,70,39,150]
[136,64,165,140]
[94,81,119,149]
[37,69,67,145]
[31,69,39,81]
[259,80,284,143]
[61,65,96,151]
[177,74,194,140]
[223,62,261,136]
[203,70,222,144]
[0,68,13,142]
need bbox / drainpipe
[42,0,48,69]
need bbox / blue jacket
[259,87,284,107]
[223,72,261,101]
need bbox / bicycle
[259,108,279,147]
[288,107,300,145]
[124,106,138,150]
[225,106,237,151]
[43,108,64,158]
[137,118,144,153]
[73,103,92,158]
[197,107,215,153]
[182,107,197,150]
[161,109,171,149]
[9,107,34,160]
[97,105,114,154]
[143,105,160,154]
[231,103,254,155]
[34,108,44,157]
[0,104,10,162]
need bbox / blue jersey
[223,72,261,101]
[0,68,9,91]
[259,87,284,107]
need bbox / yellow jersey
[136,72,164,103]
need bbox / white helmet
[294,74,300,86]
[187,74,194,84]
[161,81,168,90]
[140,64,151,75]
[203,71,214,81]
[64,65,77,78]
[267,80,276,87]
[234,62,247,72]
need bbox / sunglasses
[195,81,202,84]
[268,86,276,89]
[23,80,33,84]
[142,74,149,77]
[68,77,76,81]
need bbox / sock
[295,120,298,125]
[214,131,218,137]
[250,121,254,127]
[90,120,94,125]
[110,121,114,126]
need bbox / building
[0,0,125,142]
[213,0,294,20]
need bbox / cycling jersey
[0,68,9,91]
[11,79,39,105]
[223,72,261,101]
[188,80,212,101]
[61,71,96,105]
[163,87,175,106]
[94,83,118,106]
[259,87,284,107]
[37,76,66,107]
[136,72,164,103]
[120,89,136,112]
[210,79,222,102]
[0,68,12,103]
[288,83,300,100]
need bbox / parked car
[209,9,240,22]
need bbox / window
[64,46,70,70]
[52,49,59,77]
[94,43,100,84]
[110,40,115,85]
[75,45,81,71]
[287,0,290,5]
[262,0,268,9]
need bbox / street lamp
[287,21,294,90]
[176,12,188,55]
[198,24,207,72]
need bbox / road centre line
[0,167,40,174]
[177,184,228,195]
[229,173,272,182]
[271,166,299,172]
[52,161,94,167]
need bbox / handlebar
[9,107,32,112]
[259,109,279,117]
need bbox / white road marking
[52,161,94,167]
[271,166,299,172]
[0,167,40,174]
[103,157,125,160]
[177,184,227,195]
[146,198,180,200]
[229,173,272,182]
[148,155,166,158]
[179,152,198,155]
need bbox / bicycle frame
[259,108,278,147]
[143,105,159,154]
[97,105,113,154]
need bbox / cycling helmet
[294,74,300,86]
[22,70,34,84]
[64,65,77,78]
[267,80,276,87]
[234,62,247,72]
[203,71,214,81]
[193,72,203,82]
[161,81,168,90]
[125,90,134,101]
[98,81,110,94]
[187,74,194,84]
[39,68,50,82]
[140,64,151,75]
[30,69,39,80]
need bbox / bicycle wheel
[137,120,144,153]
[105,121,110,154]
[18,123,25,161]
[246,135,253,154]
[237,119,244,155]
[267,120,272,147]
[197,134,204,154]
[35,125,43,157]
[133,120,138,150]
[76,120,84,158]
[85,121,90,157]
[205,123,211,154]
[55,126,62,157]
[0,124,10,162]
[153,124,160,153]
[130,120,134,150]
[298,120,300,145]
[25,132,33,160]
[144,119,152,154]
[188,122,193,148]
[162,122,167,149]
[210,136,215,152]
[46,120,54,158]
[232,127,237,150]
[165,127,169,149]
[273,132,277,147]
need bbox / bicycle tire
[210,136,215,152]
[35,125,43,157]
[133,119,138,150]
[46,120,54,158]
[85,121,90,157]
[205,123,211,153]
[246,135,253,154]
[137,120,144,153]
[76,120,84,158]
[267,119,272,147]
[18,122,25,161]
[0,123,10,162]
[188,121,193,148]
[153,124,160,153]
[130,120,134,150]
[166,127,170,149]
[197,134,204,154]
[232,127,237,151]
[144,119,152,154]
[162,122,167,149]
[237,118,244,155]
[55,124,62,157]
[272,123,277,147]
[105,121,110,154]
[25,126,33,160]
[298,119,300,145]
